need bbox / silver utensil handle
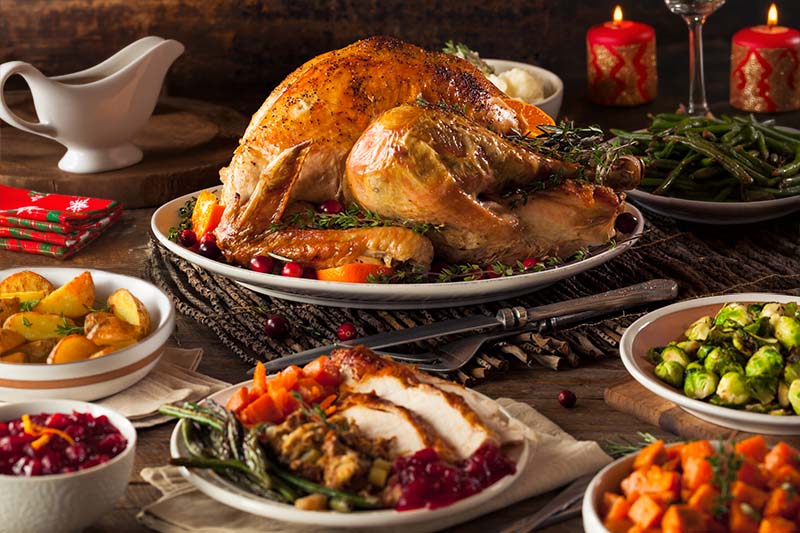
[496,279,679,328]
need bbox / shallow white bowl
[0,400,136,533]
[0,267,175,401]
[620,293,800,435]
[485,58,564,120]
[170,382,528,532]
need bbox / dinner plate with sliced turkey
[169,346,530,531]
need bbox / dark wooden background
[1,0,798,118]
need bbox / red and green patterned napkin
[0,185,121,258]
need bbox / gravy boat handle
[0,61,56,138]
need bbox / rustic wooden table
[2,70,799,532]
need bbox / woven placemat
[145,210,800,384]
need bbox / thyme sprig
[415,96,467,116]
[55,317,84,336]
[19,299,40,312]
[707,442,744,519]
[168,197,197,242]
[270,204,442,236]
[442,41,495,76]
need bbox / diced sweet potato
[683,455,714,491]
[681,440,715,471]
[736,436,769,463]
[628,494,666,529]
[771,465,800,490]
[661,504,706,533]
[764,486,800,519]
[758,515,798,533]
[729,502,761,533]
[622,469,649,500]
[605,495,632,521]
[603,491,623,515]
[688,483,720,515]
[764,442,800,475]
[635,440,668,470]
[739,459,770,490]
[732,481,770,512]
[603,517,634,533]
[646,467,681,501]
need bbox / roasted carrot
[318,394,337,410]
[252,361,268,397]
[225,386,250,414]
[240,392,282,424]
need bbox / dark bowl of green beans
[613,113,800,224]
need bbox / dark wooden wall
[1,0,798,113]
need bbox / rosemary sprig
[707,442,744,519]
[19,299,39,312]
[168,197,197,242]
[442,41,495,76]
[270,204,441,236]
[55,317,84,336]
[415,96,467,116]
[603,432,660,459]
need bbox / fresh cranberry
[65,443,88,464]
[614,212,638,234]
[200,232,216,244]
[45,413,70,430]
[264,315,289,339]
[0,422,8,438]
[64,424,86,441]
[179,229,197,247]
[557,389,577,408]
[12,456,42,477]
[302,267,317,279]
[522,258,538,270]
[337,322,358,341]
[40,452,61,475]
[485,265,501,279]
[281,261,304,278]
[319,199,343,214]
[249,255,274,273]
[97,434,126,455]
[198,240,221,259]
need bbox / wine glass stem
[685,15,709,115]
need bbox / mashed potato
[487,68,546,104]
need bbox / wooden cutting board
[605,378,800,446]
[0,92,247,208]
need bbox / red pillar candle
[586,6,657,106]
[730,3,800,112]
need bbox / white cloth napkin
[98,347,230,428]
[136,398,612,533]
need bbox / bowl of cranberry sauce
[0,400,136,533]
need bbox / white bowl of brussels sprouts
[620,293,800,435]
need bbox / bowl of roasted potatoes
[0,268,174,401]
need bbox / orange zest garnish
[501,98,555,137]
[319,394,337,411]
[21,414,75,447]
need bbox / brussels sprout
[784,356,800,384]
[696,344,714,361]
[748,376,778,404]
[676,340,701,357]
[661,345,691,367]
[684,370,719,400]
[645,346,664,365]
[775,316,800,351]
[655,360,685,388]
[745,346,784,379]
[744,316,770,337]
[747,303,765,316]
[716,372,751,405]
[704,347,742,376]
[789,380,800,415]
[732,331,757,356]
[715,303,753,327]
[685,316,712,341]
[785,302,799,319]
[685,361,705,374]
[760,303,783,319]
[778,381,790,408]
[707,326,734,345]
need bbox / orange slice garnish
[502,98,555,137]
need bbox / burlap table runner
[145,210,800,383]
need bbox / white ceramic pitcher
[0,36,184,174]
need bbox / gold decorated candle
[730,3,800,112]
[586,6,657,106]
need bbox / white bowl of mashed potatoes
[484,59,563,120]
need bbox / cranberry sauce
[392,443,516,511]
[0,411,127,476]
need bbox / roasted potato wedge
[33,271,94,319]
[0,352,26,364]
[0,328,26,354]
[0,290,49,302]
[3,312,75,341]
[84,311,114,333]
[0,298,19,324]
[107,289,151,339]
[85,316,138,349]
[0,271,54,296]
[47,335,99,364]
[89,346,119,359]
[16,339,59,364]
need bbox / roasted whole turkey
[216,36,642,270]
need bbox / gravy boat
[0,36,184,173]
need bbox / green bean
[654,153,701,195]
[272,465,382,509]
[774,145,800,178]
[712,187,734,202]
[664,134,754,186]
[159,404,224,431]
[610,129,653,141]
[654,141,676,159]
[689,166,725,181]
[757,132,770,160]
[652,158,681,170]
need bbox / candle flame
[768,3,778,27]
[613,5,623,23]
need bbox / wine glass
[664,0,726,115]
